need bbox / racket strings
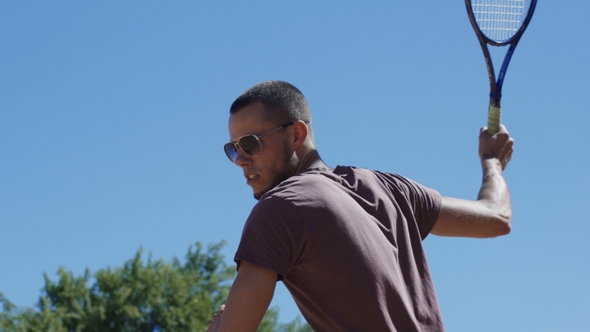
[471,0,530,42]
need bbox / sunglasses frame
[224,122,294,162]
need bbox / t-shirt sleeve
[234,196,302,280]
[406,179,442,239]
[378,172,442,239]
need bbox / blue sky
[1,1,588,331]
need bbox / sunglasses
[224,122,294,163]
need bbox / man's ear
[291,120,308,147]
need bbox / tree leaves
[0,241,310,332]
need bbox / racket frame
[465,0,538,134]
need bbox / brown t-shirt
[235,166,444,331]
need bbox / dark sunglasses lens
[224,143,238,162]
[239,135,261,156]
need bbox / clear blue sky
[1,2,588,331]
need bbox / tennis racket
[465,0,538,135]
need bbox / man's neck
[295,149,329,174]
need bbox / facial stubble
[253,144,299,200]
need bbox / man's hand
[207,305,225,332]
[479,124,514,171]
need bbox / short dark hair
[230,81,313,136]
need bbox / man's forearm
[477,158,512,225]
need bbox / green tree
[0,241,310,332]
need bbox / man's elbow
[492,222,511,237]
[487,214,512,237]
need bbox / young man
[209,81,513,331]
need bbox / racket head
[467,0,537,46]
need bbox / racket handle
[487,102,501,135]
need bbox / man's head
[226,81,315,200]
[229,80,313,139]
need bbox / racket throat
[489,92,502,100]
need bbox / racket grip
[487,104,501,135]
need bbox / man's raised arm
[431,125,514,238]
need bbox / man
[209,80,513,331]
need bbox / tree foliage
[0,241,310,332]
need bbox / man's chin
[250,185,263,200]
[253,188,266,200]
[252,184,274,200]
